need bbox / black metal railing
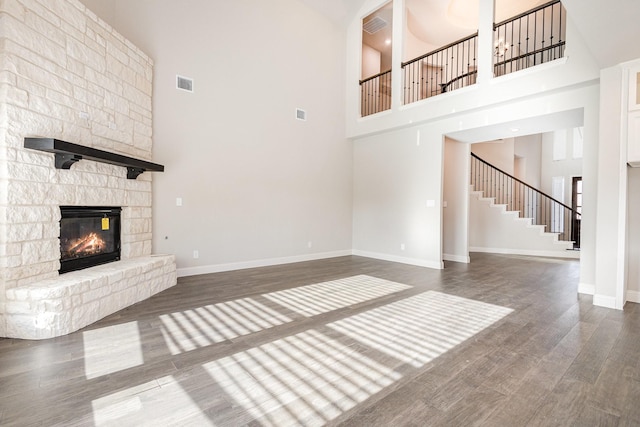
[471,153,579,247]
[361,1,566,110]
[360,69,392,117]
[493,0,566,76]
[402,33,478,104]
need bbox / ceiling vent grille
[363,16,387,34]
[296,108,307,121]
[177,75,194,92]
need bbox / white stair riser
[469,191,574,254]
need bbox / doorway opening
[571,176,582,249]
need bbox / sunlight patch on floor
[83,321,143,379]
[159,275,411,355]
[204,329,402,426]
[202,291,512,425]
[328,291,514,368]
[89,287,513,425]
[160,297,293,355]
[91,376,216,426]
[262,274,412,316]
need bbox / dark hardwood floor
[1,253,639,426]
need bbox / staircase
[469,153,579,259]
[469,190,578,258]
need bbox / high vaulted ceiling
[298,0,366,27]
[302,0,640,69]
[561,0,640,69]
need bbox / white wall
[362,44,381,79]
[349,0,600,295]
[468,135,543,192]
[352,126,443,269]
[443,138,470,263]
[79,0,617,307]
[352,83,598,270]
[353,90,598,278]
[626,60,640,304]
[540,130,583,205]
[514,134,542,188]
[627,167,640,301]
[403,15,434,61]
[471,139,515,175]
[84,0,353,275]
[77,0,115,25]
[595,66,625,308]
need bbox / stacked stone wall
[0,0,176,338]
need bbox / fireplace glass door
[59,206,121,273]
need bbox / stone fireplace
[0,0,177,339]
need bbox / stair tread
[471,188,574,252]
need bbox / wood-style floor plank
[1,253,638,426]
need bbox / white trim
[593,294,619,310]
[443,253,470,263]
[464,151,471,262]
[390,0,404,112]
[177,250,352,278]
[627,290,640,303]
[628,65,640,111]
[489,57,568,85]
[578,282,595,295]
[469,247,580,259]
[398,80,478,112]
[352,250,444,270]
[617,65,630,311]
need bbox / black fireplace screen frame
[59,206,122,274]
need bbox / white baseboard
[593,294,619,310]
[469,247,580,259]
[352,250,444,270]
[443,253,470,263]
[626,290,640,304]
[578,282,595,295]
[177,250,352,278]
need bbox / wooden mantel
[24,138,165,179]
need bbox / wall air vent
[176,75,194,92]
[296,108,307,121]
[363,16,387,34]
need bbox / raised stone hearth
[6,255,176,339]
[0,0,177,339]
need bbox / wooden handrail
[360,69,392,85]
[494,41,565,68]
[471,152,573,212]
[494,0,561,29]
[401,32,478,68]
[441,70,478,92]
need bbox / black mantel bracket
[24,138,164,179]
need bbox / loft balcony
[360,0,566,117]
[493,0,566,77]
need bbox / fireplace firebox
[59,206,121,274]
